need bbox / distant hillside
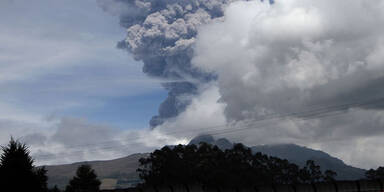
[44,153,147,190]
[189,135,366,180]
[251,144,365,180]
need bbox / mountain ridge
[45,135,366,189]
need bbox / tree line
[137,143,337,188]
[1,138,384,192]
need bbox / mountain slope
[189,135,366,180]
[251,144,365,180]
[45,153,147,189]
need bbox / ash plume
[98,0,244,127]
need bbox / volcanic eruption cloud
[100,0,384,168]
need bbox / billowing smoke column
[98,0,245,127]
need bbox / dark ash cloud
[98,0,245,127]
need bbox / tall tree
[299,160,323,183]
[65,164,101,192]
[324,170,337,182]
[0,137,48,191]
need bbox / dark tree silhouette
[49,185,62,192]
[65,164,101,192]
[299,160,323,183]
[138,143,335,187]
[0,137,48,192]
[323,170,337,182]
[366,167,384,180]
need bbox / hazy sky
[0,0,168,129]
[0,0,174,164]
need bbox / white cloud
[156,84,227,139]
[188,0,384,169]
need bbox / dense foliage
[65,164,101,192]
[0,138,48,191]
[138,143,337,188]
[49,185,62,192]
[366,167,384,180]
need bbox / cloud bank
[190,0,384,169]
[0,116,185,166]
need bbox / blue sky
[0,0,166,130]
